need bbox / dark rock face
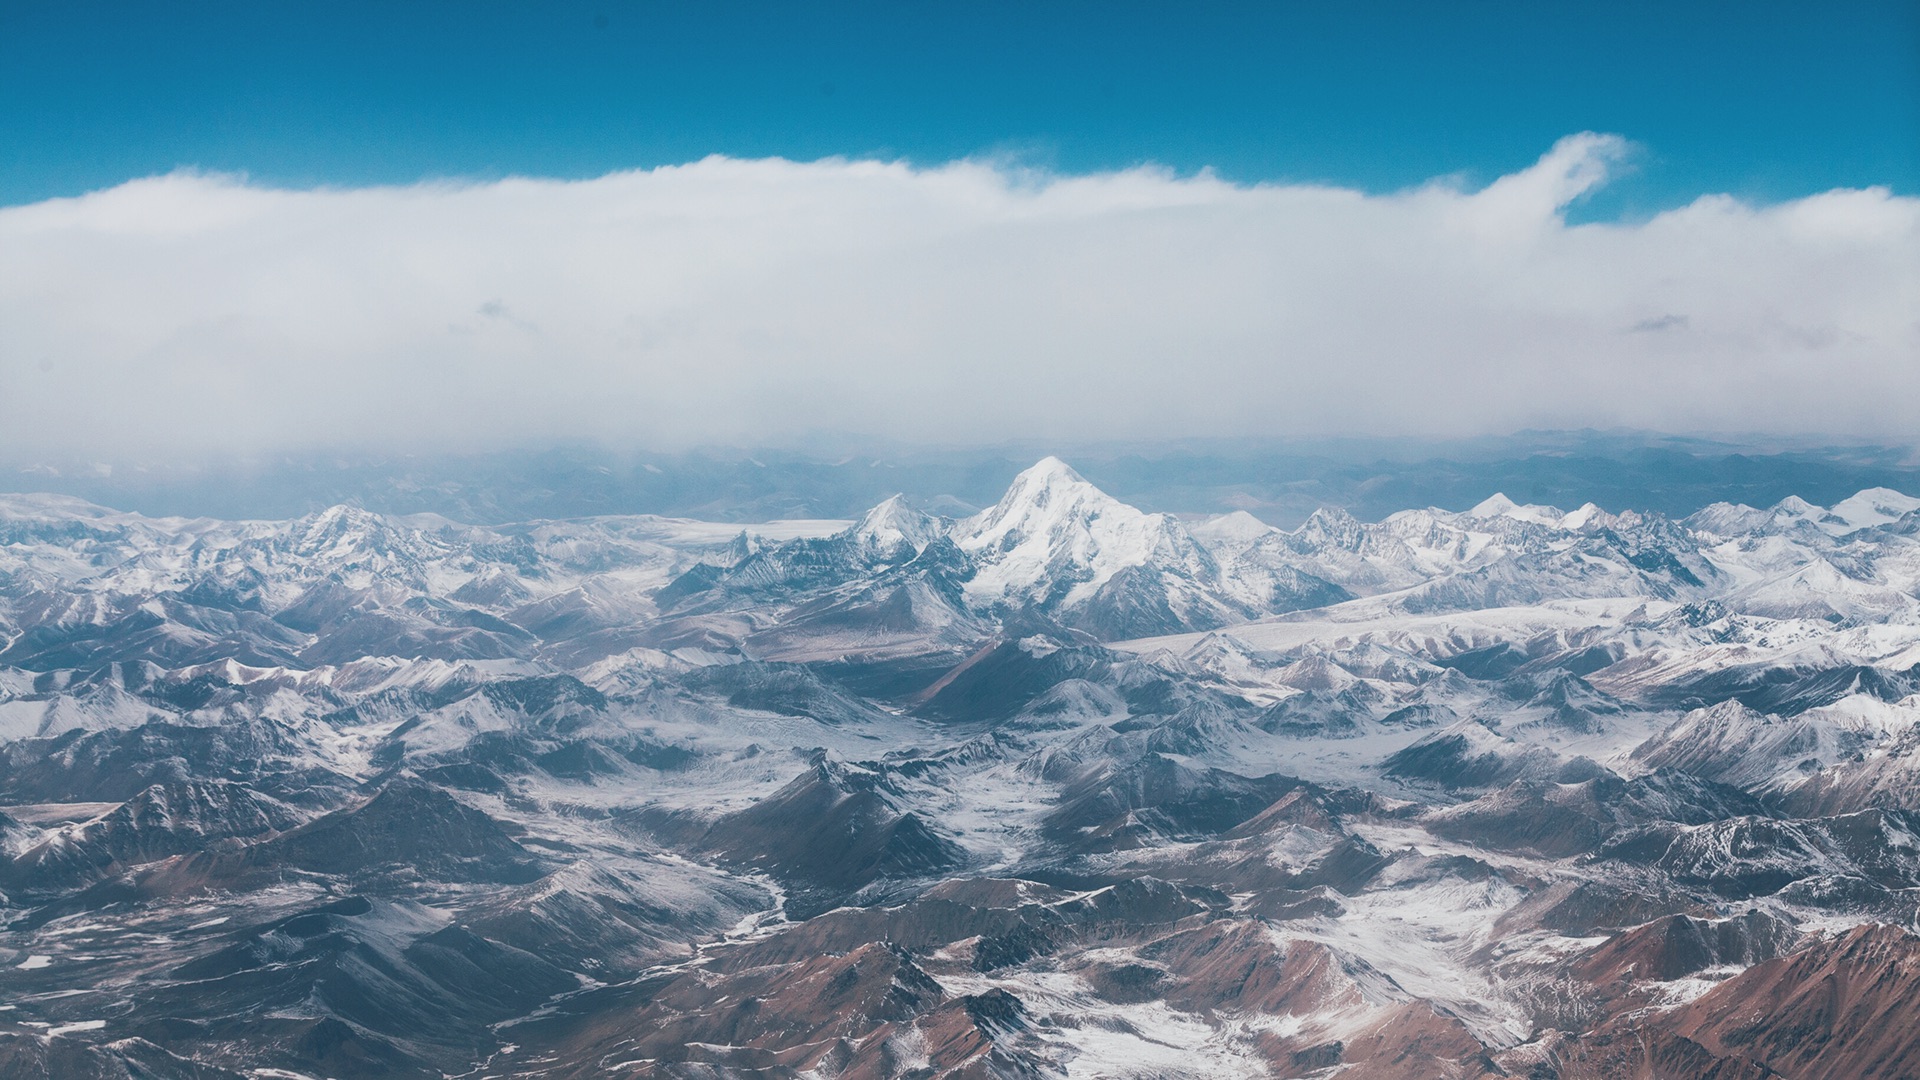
[1425,772,1767,859]
[701,758,969,916]
[2,780,297,896]
[1556,925,1920,1080]
[0,717,349,805]
[1575,911,1802,984]
[1257,686,1380,737]
[913,639,1114,723]
[0,1034,248,1080]
[1041,754,1302,851]
[225,780,548,886]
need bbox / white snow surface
[956,457,1220,611]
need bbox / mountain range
[5,459,1920,1077]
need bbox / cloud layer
[1,134,1914,456]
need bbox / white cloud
[0,134,1914,456]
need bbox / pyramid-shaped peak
[847,494,943,555]
[1024,455,1085,483]
[1183,631,1269,662]
[1298,506,1364,535]
[1559,502,1606,530]
[1274,653,1360,693]
[1468,492,1566,526]
[292,504,391,548]
[957,456,1213,617]
[1189,510,1274,548]
[859,493,913,519]
[306,503,379,526]
[989,456,1100,502]
[972,458,1123,529]
[1469,493,1518,517]
[1305,506,1361,525]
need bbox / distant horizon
[6,429,1920,529]
[7,426,1920,470]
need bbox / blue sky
[3,0,1914,210]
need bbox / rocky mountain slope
[4,462,1920,1076]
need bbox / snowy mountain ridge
[4,463,1920,1077]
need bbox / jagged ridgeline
[4,462,1920,1077]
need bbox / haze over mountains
[7,457,1920,1076]
[10,430,1920,526]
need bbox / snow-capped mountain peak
[1469,492,1567,526]
[1189,510,1276,551]
[1468,492,1519,518]
[1559,501,1607,530]
[844,494,944,558]
[1291,507,1366,553]
[1767,495,1833,532]
[954,458,1229,631]
[963,457,1110,530]
[291,504,393,553]
[957,457,1132,565]
[1729,490,1920,538]
[1827,487,1920,534]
